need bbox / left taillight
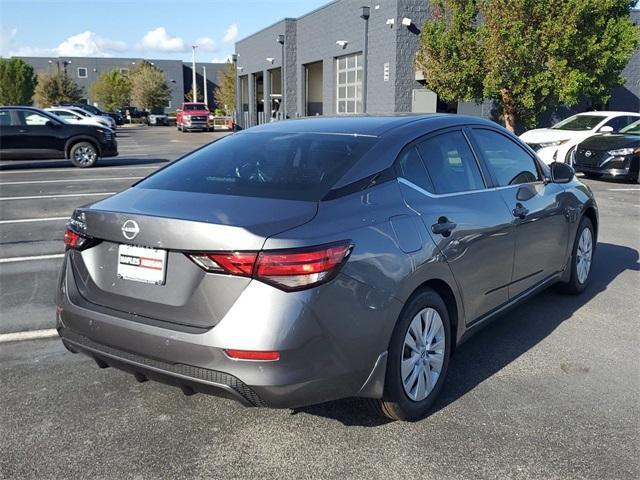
[64,227,96,251]
[187,240,353,291]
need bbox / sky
[0,0,328,62]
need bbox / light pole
[232,54,239,130]
[360,6,370,114]
[191,45,198,102]
[203,66,208,107]
[277,34,285,119]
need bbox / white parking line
[0,192,115,201]
[0,165,160,175]
[0,216,68,224]
[0,329,58,343]
[0,253,64,263]
[607,188,640,191]
[0,176,143,185]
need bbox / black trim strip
[484,269,544,295]
[322,167,396,201]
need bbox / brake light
[64,226,97,251]
[187,241,353,291]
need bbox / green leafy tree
[33,70,83,107]
[130,61,171,110]
[90,69,131,111]
[0,58,37,105]
[214,61,236,115]
[184,87,204,102]
[417,0,640,131]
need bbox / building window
[120,68,129,76]
[77,67,88,78]
[336,53,362,114]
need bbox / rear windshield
[137,131,378,201]
[184,104,208,111]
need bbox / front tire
[69,142,98,168]
[370,288,452,421]
[557,216,594,294]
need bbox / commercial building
[234,0,640,129]
[17,56,227,111]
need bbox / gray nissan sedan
[57,115,597,420]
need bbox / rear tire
[556,216,594,295]
[69,141,98,168]
[370,288,452,421]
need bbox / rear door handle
[512,203,529,219]
[431,217,457,237]
[18,129,27,133]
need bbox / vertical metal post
[191,45,198,102]
[277,34,286,119]
[203,66,208,107]
[360,6,370,114]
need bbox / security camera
[386,18,395,27]
[266,57,275,64]
[336,40,348,49]
[401,17,412,26]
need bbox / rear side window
[416,131,485,194]
[472,129,540,186]
[398,147,434,193]
[137,132,377,201]
[0,110,11,127]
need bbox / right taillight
[187,240,353,291]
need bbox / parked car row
[520,111,640,182]
[0,106,118,167]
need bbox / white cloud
[1,25,18,55]
[56,31,127,57]
[139,27,186,52]
[211,55,232,63]
[223,23,239,43]
[196,36,218,51]
[9,46,55,57]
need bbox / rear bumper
[56,253,401,408]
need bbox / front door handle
[431,217,457,237]
[18,129,27,133]
[513,203,529,219]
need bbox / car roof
[244,114,497,137]
[575,111,640,117]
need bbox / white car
[66,106,117,130]
[46,107,114,130]
[520,111,640,165]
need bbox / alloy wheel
[73,146,97,166]
[401,307,445,402]
[576,227,593,284]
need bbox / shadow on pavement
[297,242,638,427]
[0,158,169,171]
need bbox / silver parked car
[57,115,597,420]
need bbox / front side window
[15,110,52,126]
[0,110,12,126]
[52,110,79,120]
[77,67,88,78]
[620,119,640,135]
[604,115,639,132]
[336,53,362,114]
[137,132,378,201]
[416,131,485,194]
[473,129,540,186]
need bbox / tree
[215,61,236,115]
[184,87,204,103]
[33,70,83,107]
[0,58,37,105]
[129,61,171,110]
[417,0,640,131]
[90,69,131,111]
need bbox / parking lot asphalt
[0,126,638,479]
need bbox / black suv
[0,106,118,167]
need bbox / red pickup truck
[176,102,212,132]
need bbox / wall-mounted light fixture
[386,18,395,27]
[336,40,348,49]
[237,66,244,72]
[401,17,412,26]
[266,57,275,64]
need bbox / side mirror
[45,120,56,128]
[549,161,574,184]
[599,125,614,133]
